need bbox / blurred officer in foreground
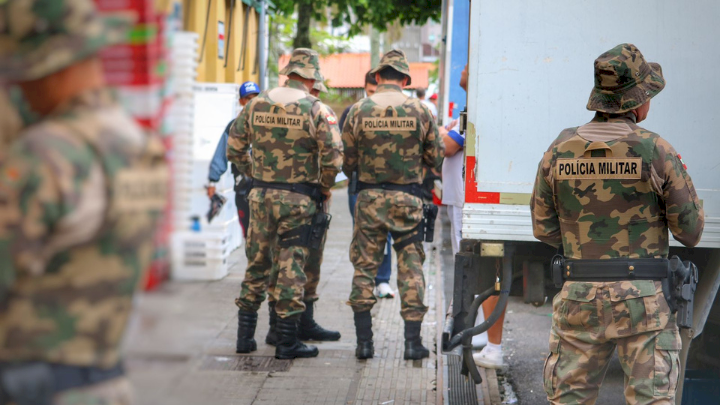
[531,43,704,405]
[0,0,168,403]
[264,73,342,346]
[0,89,22,145]
[342,49,444,360]
[229,49,343,359]
[206,81,260,236]
[1,86,39,147]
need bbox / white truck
[443,0,720,403]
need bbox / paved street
[123,188,628,405]
[124,189,439,405]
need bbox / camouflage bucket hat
[280,48,323,81]
[587,43,665,114]
[370,49,412,86]
[0,0,133,82]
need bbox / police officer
[206,81,260,236]
[342,49,444,360]
[531,43,704,404]
[0,0,168,403]
[229,48,343,360]
[264,71,342,346]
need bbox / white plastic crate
[117,85,163,119]
[204,216,243,252]
[171,231,230,280]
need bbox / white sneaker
[376,282,395,298]
[473,346,504,369]
[472,309,488,349]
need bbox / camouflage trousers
[234,188,317,319]
[268,229,326,303]
[348,190,428,321]
[545,280,681,405]
[54,376,133,405]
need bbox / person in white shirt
[416,87,438,119]
[441,64,507,369]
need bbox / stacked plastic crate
[188,83,242,251]
[168,32,198,233]
[168,82,238,281]
[94,0,172,289]
[167,34,235,281]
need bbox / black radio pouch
[0,363,54,405]
[422,204,439,243]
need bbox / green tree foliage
[332,0,443,36]
[271,14,352,56]
[270,0,443,49]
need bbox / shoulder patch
[677,154,687,170]
[555,157,642,180]
[253,112,304,129]
[4,166,21,182]
[362,117,417,132]
[114,166,169,212]
[327,114,337,125]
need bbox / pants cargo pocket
[543,338,561,398]
[653,329,681,398]
[610,280,661,335]
[558,283,598,332]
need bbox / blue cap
[240,81,260,98]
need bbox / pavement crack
[248,372,271,405]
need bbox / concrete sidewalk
[124,189,439,405]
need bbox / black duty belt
[251,179,323,202]
[356,181,424,199]
[564,258,669,282]
[0,362,124,399]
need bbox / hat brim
[369,65,412,86]
[240,89,260,98]
[279,65,322,81]
[1,13,133,82]
[313,82,328,93]
[587,62,665,114]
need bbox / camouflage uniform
[0,0,167,403]
[1,86,40,148]
[300,76,334,305]
[0,89,22,146]
[267,72,334,306]
[228,49,343,320]
[343,50,444,322]
[531,43,704,405]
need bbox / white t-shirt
[442,122,465,207]
[421,99,438,118]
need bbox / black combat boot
[298,301,341,341]
[275,318,319,359]
[403,320,429,360]
[236,310,258,354]
[354,311,374,359]
[265,301,278,346]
